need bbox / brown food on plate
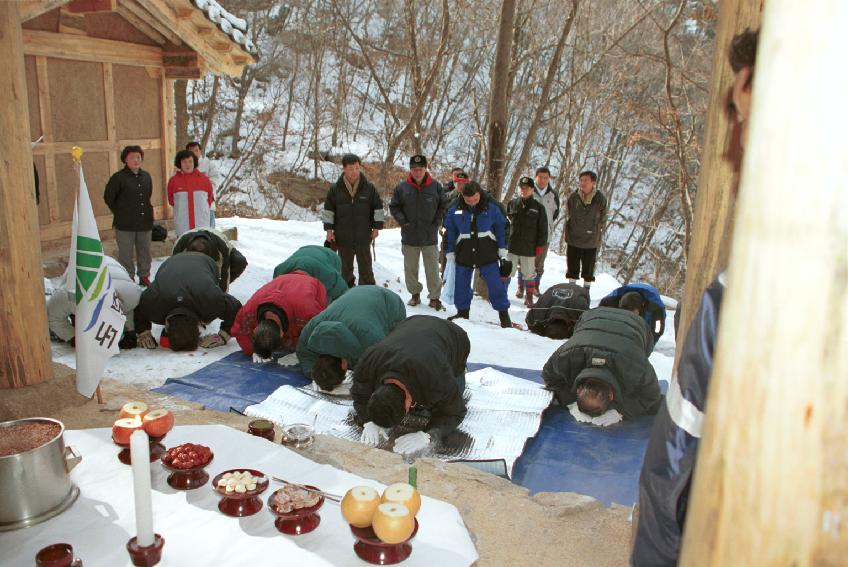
[272,485,320,513]
[0,421,61,457]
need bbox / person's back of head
[619,291,645,316]
[576,378,613,416]
[253,319,281,359]
[187,235,219,262]
[167,314,200,351]
[545,320,572,340]
[367,384,407,428]
[313,354,345,391]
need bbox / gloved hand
[137,330,157,349]
[252,352,272,364]
[446,252,455,260]
[498,248,508,259]
[535,246,544,257]
[119,331,138,350]
[393,431,431,455]
[593,409,623,427]
[360,421,389,446]
[199,330,230,348]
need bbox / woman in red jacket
[168,149,213,236]
[230,272,328,358]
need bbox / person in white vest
[187,141,218,228]
[47,256,142,349]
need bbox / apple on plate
[381,483,421,516]
[112,417,143,445]
[372,502,415,544]
[118,401,149,420]
[142,409,174,438]
[341,486,380,528]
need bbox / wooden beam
[680,1,848,564]
[31,138,162,155]
[35,56,60,223]
[196,25,213,36]
[23,30,163,67]
[66,0,116,13]
[161,77,176,209]
[58,7,88,35]
[213,41,232,53]
[164,66,201,79]
[674,0,763,368]
[115,4,168,46]
[19,1,72,22]
[118,0,183,46]
[102,62,119,174]
[0,2,53,388]
[38,204,170,241]
[174,7,195,19]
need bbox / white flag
[73,163,126,398]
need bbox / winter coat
[525,283,590,339]
[533,184,560,237]
[542,307,662,419]
[443,191,508,268]
[564,189,608,249]
[167,169,213,236]
[321,173,385,247]
[172,228,248,292]
[135,252,242,334]
[47,256,141,341]
[297,286,407,379]
[104,166,154,232]
[230,272,327,355]
[389,174,446,246]
[631,275,724,567]
[506,195,548,256]
[352,315,469,442]
[272,245,348,301]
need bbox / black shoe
[498,310,512,328]
[448,309,470,321]
[407,293,421,306]
[429,299,445,311]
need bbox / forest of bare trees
[176,0,717,295]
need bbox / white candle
[130,429,155,547]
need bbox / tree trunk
[199,75,219,153]
[484,0,516,200]
[229,69,252,159]
[0,2,52,388]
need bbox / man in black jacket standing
[389,154,446,310]
[564,170,608,288]
[352,315,469,456]
[542,306,662,420]
[322,154,385,287]
[134,252,242,351]
[506,176,548,307]
[104,145,154,286]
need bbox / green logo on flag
[75,235,105,305]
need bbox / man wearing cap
[322,153,385,287]
[506,176,548,307]
[542,304,662,421]
[443,180,514,328]
[133,252,242,351]
[564,170,608,288]
[519,166,559,298]
[389,154,446,310]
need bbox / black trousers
[338,243,375,287]
[565,245,598,282]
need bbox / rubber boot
[448,309,470,321]
[498,310,512,328]
[515,273,524,298]
[534,274,542,297]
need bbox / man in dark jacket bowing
[134,252,242,351]
[322,153,385,287]
[542,306,662,420]
[172,227,248,292]
[352,315,470,456]
[389,154,447,310]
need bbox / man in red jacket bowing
[230,272,328,360]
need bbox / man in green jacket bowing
[297,286,407,391]
[273,245,348,301]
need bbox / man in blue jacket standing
[389,154,446,310]
[443,181,513,328]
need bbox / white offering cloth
[0,425,478,566]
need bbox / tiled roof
[191,0,257,55]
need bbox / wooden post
[680,1,848,564]
[674,0,763,363]
[0,2,53,388]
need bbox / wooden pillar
[680,1,848,564]
[0,2,53,388]
[675,0,763,363]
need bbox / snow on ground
[50,218,676,389]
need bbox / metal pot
[0,417,81,531]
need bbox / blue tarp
[155,356,659,506]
